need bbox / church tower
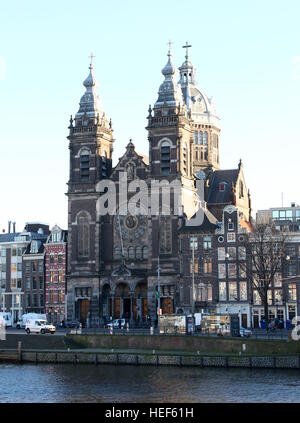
[178,43,221,174]
[66,56,114,323]
[146,45,197,219]
[146,45,199,320]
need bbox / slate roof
[0,233,21,243]
[206,169,240,205]
[0,232,48,244]
[24,240,45,255]
[179,208,219,234]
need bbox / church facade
[66,45,251,326]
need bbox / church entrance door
[142,298,148,321]
[79,299,90,326]
[161,298,174,315]
[123,298,131,319]
[114,298,121,318]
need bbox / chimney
[13,222,16,233]
[8,221,11,234]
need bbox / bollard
[109,326,113,335]
[18,341,22,363]
[242,344,246,352]
[150,326,154,335]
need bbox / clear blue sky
[0,0,299,232]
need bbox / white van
[0,312,12,327]
[25,319,56,335]
[17,313,47,329]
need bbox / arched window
[128,247,135,260]
[101,151,107,178]
[182,143,187,175]
[136,247,142,259]
[160,140,171,175]
[80,149,90,182]
[203,131,208,145]
[239,181,244,198]
[208,284,213,302]
[142,246,148,260]
[199,131,203,145]
[114,247,121,260]
[194,130,198,144]
[77,212,90,258]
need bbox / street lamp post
[192,237,195,317]
[157,254,161,334]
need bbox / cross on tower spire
[89,52,95,69]
[167,39,173,55]
[182,41,192,61]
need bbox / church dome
[75,59,104,119]
[178,48,220,127]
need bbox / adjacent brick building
[44,225,67,324]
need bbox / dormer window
[228,222,235,231]
[219,182,226,192]
[52,231,61,243]
[30,241,38,254]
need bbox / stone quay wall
[1,349,300,370]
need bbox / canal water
[0,363,300,403]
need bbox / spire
[75,53,104,119]
[161,41,175,77]
[154,43,183,109]
[179,41,195,88]
[183,41,192,63]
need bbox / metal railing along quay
[66,326,292,340]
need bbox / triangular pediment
[110,141,149,180]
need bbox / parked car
[106,319,126,329]
[239,327,252,338]
[25,319,56,335]
[61,319,80,329]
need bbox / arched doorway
[134,282,148,323]
[115,283,130,319]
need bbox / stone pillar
[138,299,142,322]
[66,285,74,320]
[130,293,134,322]
[147,277,157,325]
[111,295,114,319]
[120,298,124,318]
